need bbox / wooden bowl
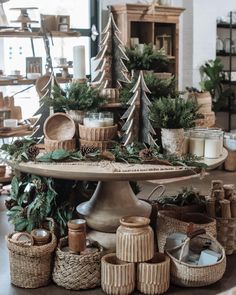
[79,139,111,151]
[44,113,76,141]
[79,124,117,141]
[44,138,76,152]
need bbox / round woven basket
[166,233,226,287]
[157,211,216,253]
[6,232,57,288]
[52,237,103,290]
[44,138,76,152]
[44,113,76,141]
[79,124,117,141]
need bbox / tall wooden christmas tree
[121,71,156,146]
[92,12,130,90]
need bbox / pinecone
[5,198,17,210]
[36,183,48,193]
[13,139,24,148]
[80,145,98,156]
[139,148,153,160]
[26,145,40,161]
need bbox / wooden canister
[67,219,86,253]
[116,216,154,262]
[223,184,235,200]
[101,253,135,295]
[212,189,225,201]
[220,200,231,218]
[205,196,216,218]
[230,196,236,218]
[137,253,170,295]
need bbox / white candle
[73,45,86,79]
[204,138,221,159]
[189,137,205,157]
[103,118,114,127]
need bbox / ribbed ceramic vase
[101,253,135,295]
[116,216,154,262]
[137,253,170,295]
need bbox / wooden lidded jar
[67,219,86,253]
[116,216,154,262]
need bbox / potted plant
[125,44,170,74]
[150,96,202,156]
[199,58,232,111]
[42,82,107,123]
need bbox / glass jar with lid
[204,130,223,158]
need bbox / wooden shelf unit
[111,4,184,77]
[0,30,80,38]
[0,76,70,86]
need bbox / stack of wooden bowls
[78,124,117,151]
[43,113,76,152]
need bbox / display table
[13,151,227,231]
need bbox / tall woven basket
[216,218,236,255]
[157,210,216,252]
[52,237,103,290]
[7,232,57,288]
[166,232,226,287]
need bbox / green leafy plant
[5,173,85,235]
[150,96,203,129]
[125,44,170,72]
[42,82,107,112]
[157,187,205,207]
[120,72,179,104]
[199,58,232,111]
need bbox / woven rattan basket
[216,217,236,255]
[157,210,216,253]
[166,231,226,287]
[52,237,103,290]
[7,232,57,288]
[79,124,117,141]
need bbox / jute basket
[166,231,226,287]
[52,237,103,290]
[7,232,57,288]
[216,218,236,255]
[157,210,216,253]
[79,124,117,141]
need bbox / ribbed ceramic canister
[101,253,135,295]
[116,216,154,262]
[137,253,170,295]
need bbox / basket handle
[178,228,206,262]
[147,185,166,201]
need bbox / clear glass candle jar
[189,130,205,157]
[83,112,114,127]
[204,131,222,159]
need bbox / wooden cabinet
[111,4,184,76]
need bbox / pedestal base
[77,181,152,233]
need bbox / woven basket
[52,237,103,290]
[216,217,236,255]
[7,232,57,288]
[157,210,216,253]
[79,124,117,141]
[166,232,226,287]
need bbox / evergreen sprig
[150,96,203,129]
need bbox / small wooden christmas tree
[121,71,156,146]
[92,12,130,90]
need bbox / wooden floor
[1,169,236,295]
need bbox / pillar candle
[204,138,221,159]
[189,137,204,157]
[73,45,86,79]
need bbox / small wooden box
[57,15,70,32]
[40,14,57,31]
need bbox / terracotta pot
[137,253,170,295]
[116,216,154,262]
[79,124,117,141]
[101,253,135,295]
[161,128,184,156]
